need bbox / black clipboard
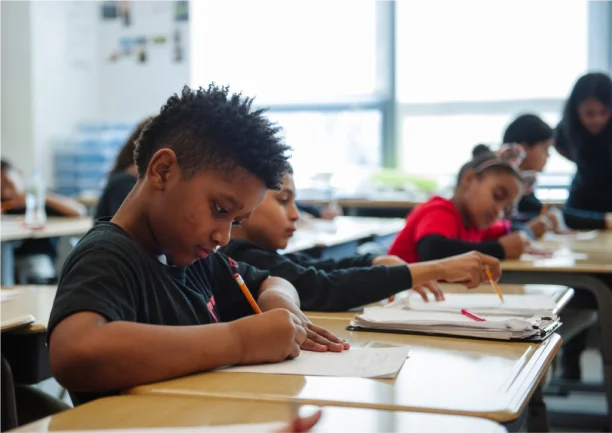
[346,321,562,343]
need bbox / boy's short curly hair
[134,84,291,189]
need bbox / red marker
[461,309,486,322]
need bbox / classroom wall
[0,1,190,186]
[30,1,101,184]
[98,1,190,122]
[1,1,36,178]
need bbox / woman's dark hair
[109,117,153,175]
[503,114,553,147]
[561,72,612,141]
[456,145,520,186]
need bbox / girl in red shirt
[389,147,529,263]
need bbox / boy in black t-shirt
[48,85,349,406]
[221,166,502,311]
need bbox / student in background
[94,117,152,220]
[501,114,600,382]
[500,114,557,237]
[555,72,612,230]
[388,148,529,263]
[48,85,348,406]
[221,165,502,311]
[1,159,85,283]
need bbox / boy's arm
[49,312,243,392]
[286,252,375,271]
[256,276,349,352]
[233,248,413,311]
[373,253,501,288]
[48,248,250,392]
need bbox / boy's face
[238,172,300,251]
[521,139,552,173]
[146,150,267,266]
[462,170,521,229]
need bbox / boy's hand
[438,251,502,288]
[409,282,445,302]
[231,309,308,364]
[499,232,529,259]
[258,293,350,353]
[300,319,350,353]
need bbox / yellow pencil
[233,273,262,314]
[484,266,504,303]
[540,202,549,216]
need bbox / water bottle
[24,169,47,229]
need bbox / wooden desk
[1,217,93,286]
[0,286,56,430]
[500,249,612,429]
[12,395,506,432]
[541,230,612,252]
[1,286,57,385]
[130,318,560,424]
[1,286,57,333]
[282,217,404,255]
[304,283,573,321]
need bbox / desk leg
[500,271,612,431]
[526,383,549,432]
[1,241,15,287]
[0,354,17,432]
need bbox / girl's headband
[473,143,536,195]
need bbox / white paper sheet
[393,293,556,316]
[49,423,288,433]
[353,305,559,340]
[218,347,410,379]
[520,247,588,262]
[360,307,536,330]
[543,230,599,241]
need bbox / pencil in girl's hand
[233,273,262,314]
[484,265,504,303]
[540,202,549,216]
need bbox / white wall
[1,1,189,186]
[98,1,190,122]
[30,1,100,184]
[1,1,35,178]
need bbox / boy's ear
[147,149,178,190]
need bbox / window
[189,0,601,197]
[267,110,382,190]
[190,1,378,105]
[396,0,589,188]
[396,0,588,103]
[190,0,384,190]
[401,112,575,176]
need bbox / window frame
[191,1,612,190]
[394,0,612,190]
